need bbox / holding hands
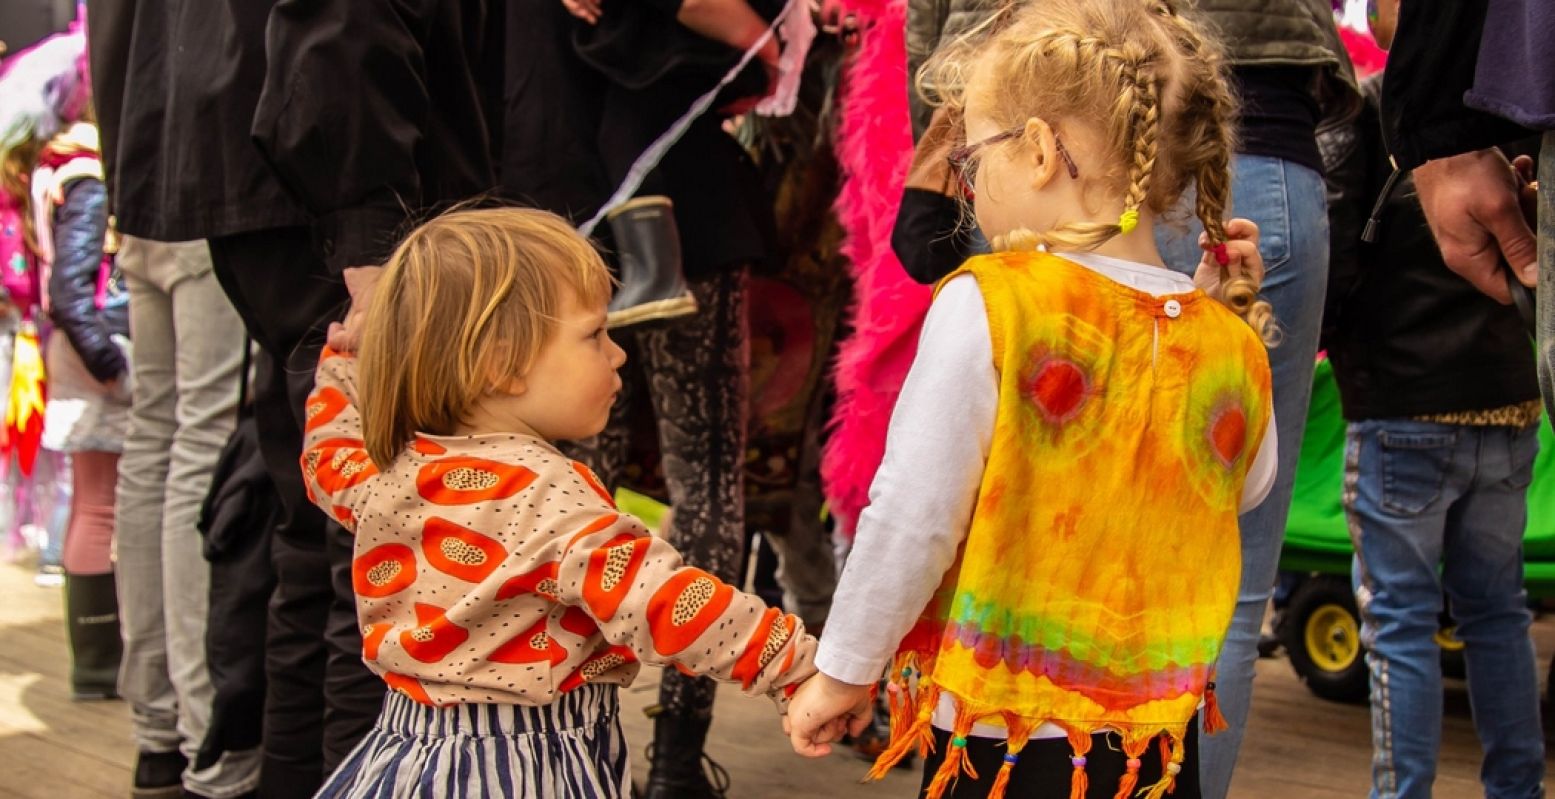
[783,673,874,757]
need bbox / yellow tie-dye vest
[873,252,1273,799]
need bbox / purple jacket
[1466,0,1555,131]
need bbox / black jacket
[86,0,310,242]
[1380,0,1533,169]
[252,0,505,273]
[48,179,130,383]
[1320,78,1537,420]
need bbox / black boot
[605,196,697,328]
[641,677,729,799]
[133,749,186,799]
[64,572,122,700]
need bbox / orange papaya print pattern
[299,351,817,708]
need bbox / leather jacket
[1319,77,1536,420]
[48,178,129,383]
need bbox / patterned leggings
[565,269,750,716]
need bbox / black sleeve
[892,188,978,285]
[1381,0,1531,170]
[48,180,127,383]
[251,0,439,273]
[1316,104,1375,353]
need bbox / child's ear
[1023,117,1061,192]
[489,372,527,398]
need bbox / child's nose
[607,335,627,368]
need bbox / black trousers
[208,227,383,797]
[920,719,1202,799]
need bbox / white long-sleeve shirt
[817,252,1277,738]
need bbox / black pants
[208,227,383,797]
[920,720,1202,799]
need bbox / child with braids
[787,2,1279,797]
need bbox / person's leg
[1442,424,1544,799]
[61,450,123,700]
[158,241,254,797]
[112,237,191,797]
[208,228,377,795]
[1346,419,1467,799]
[763,395,837,630]
[1157,155,1329,796]
[639,269,751,799]
[1537,132,1555,417]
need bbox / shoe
[34,563,64,588]
[182,791,256,799]
[1257,632,1282,659]
[640,701,730,799]
[604,196,697,328]
[63,572,122,700]
[132,749,186,799]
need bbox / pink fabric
[1340,26,1386,78]
[62,450,117,575]
[819,0,932,535]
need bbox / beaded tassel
[1141,735,1187,799]
[868,682,940,780]
[922,710,978,799]
[1112,738,1151,799]
[1204,679,1228,734]
[1066,729,1093,799]
[985,715,1036,799]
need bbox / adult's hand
[328,265,383,354]
[562,0,601,24]
[1413,148,1537,304]
[905,106,963,197]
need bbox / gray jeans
[114,237,255,797]
[1539,132,1555,419]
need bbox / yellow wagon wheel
[1304,602,1362,673]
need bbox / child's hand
[328,265,383,354]
[1193,218,1262,301]
[784,673,874,757]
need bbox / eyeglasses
[946,127,1080,197]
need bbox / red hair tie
[1212,243,1230,267]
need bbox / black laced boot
[641,675,729,799]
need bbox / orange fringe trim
[1203,678,1228,735]
[922,708,978,799]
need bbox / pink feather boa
[820,0,933,536]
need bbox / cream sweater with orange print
[300,350,817,708]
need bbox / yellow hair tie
[1118,209,1140,234]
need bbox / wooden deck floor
[2,558,1551,798]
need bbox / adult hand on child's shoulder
[329,265,383,354]
[786,673,874,758]
[1193,218,1262,302]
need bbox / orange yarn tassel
[922,708,979,799]
[1203,680,1228,735]
[1140,735,1186,799]
[987,759,1016,799]
[986,715,1036,799]
[1112,739,1150,799]
[867,683,940,781]
[1066,729,1093,799]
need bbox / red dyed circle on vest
[1029,358,1088,422]
[1210,406,1247,467]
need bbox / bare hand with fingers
[1413,147,1538,304]
[1193,217,1263,302]
[786,673,875,757]
[327,265,383,354]
[561,0,602,24]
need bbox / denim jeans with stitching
[1345,420,1544,799]
[1157,154,1330,797]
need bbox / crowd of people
[0,0,1548,798]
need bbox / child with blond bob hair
[300,207,817,798]
[788,2,1279,797]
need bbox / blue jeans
[1345,420,1544,799]
[1156,154,1330,798]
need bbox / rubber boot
[605,196,697,328]
[641,677,728,799]
[64,571,122,700]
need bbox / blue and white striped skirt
[317,685,631,798]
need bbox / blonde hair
[922,0,1278,345]
[358,207,614,464]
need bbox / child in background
[1320,3,1546,796]
[299,208,817,798]
[788,1,1278,797]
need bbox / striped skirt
[317,685,631,798]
